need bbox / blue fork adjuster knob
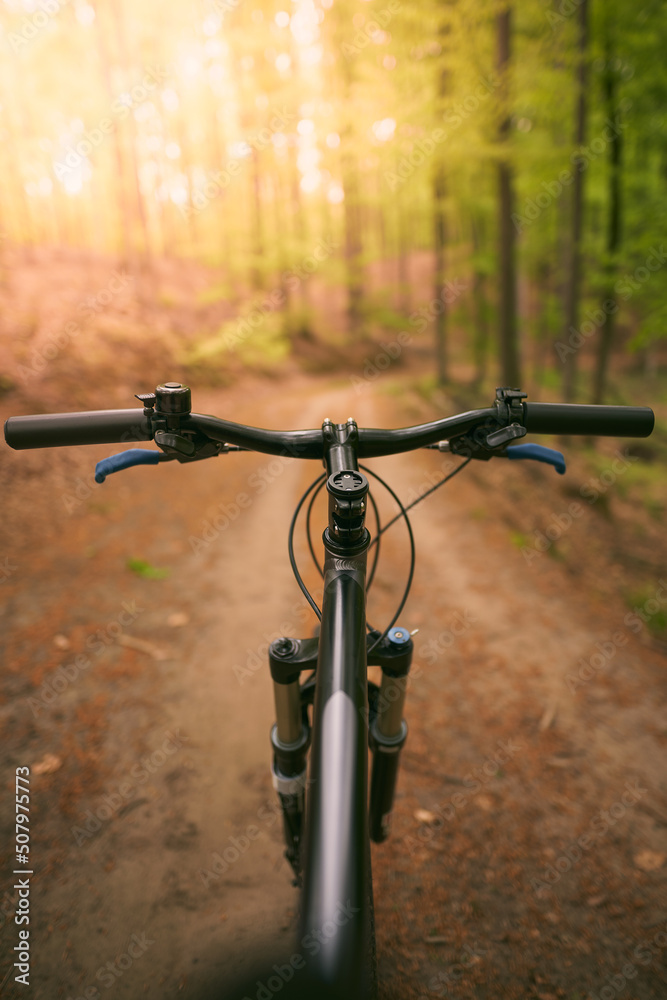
[387,626,411,645]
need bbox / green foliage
[2,0,666,393]
[185,309,290,370]
[624,584,667,637]
[197,284,231,307]
[509,530,529,549]
[126,558,170,580]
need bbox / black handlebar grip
[4,409,152,450]
[522,403,654,438]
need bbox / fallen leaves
[32,753,62,775]
[414,808,437,825]
[117,634,169,661]
[634,850,665,872]
[166,611,189,627]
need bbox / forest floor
[0,247,666,1000]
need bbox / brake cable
[368,456,472,544]
[287,453,472,647]
[287,473,326,621]
[359,464,415,655]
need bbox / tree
[562,0,589,401]
[496,4,521,387]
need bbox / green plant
[126,557,169,580]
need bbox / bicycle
[4,383,655,999]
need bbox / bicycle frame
[267,423,378,995]
[267,422,414,997]
[299,541,374,993]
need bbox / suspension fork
[269,637,316,883]
[368,627,411,843]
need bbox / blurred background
[0,0,665,401]
[1,1,667,999]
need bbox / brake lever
[424,437,566,474]
[155,437,246,463]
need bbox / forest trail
[1,374,665,1000]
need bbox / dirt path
[1,375,666,1000]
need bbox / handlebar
[522,402,654,438]
[4,391,655,465]
[4,409,152,449]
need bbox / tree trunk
[471,210,489,387]
[342,150,364,337]
[562,0,589,401]
[92,2,132,265]
[289,145,311,319]
[272,169,291,319]
[497,6,521,387]
[250,147,264,291]
[591,30,622,405]
[110,0,151,264]
[433,164,447,383]
[396,184,410,315]
[532,260,551,392]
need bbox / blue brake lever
[505,443,566,475]
[95,449,161,483]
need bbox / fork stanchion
[368,626,412,843]
[269,637,316,881]
[270,721,309,882]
